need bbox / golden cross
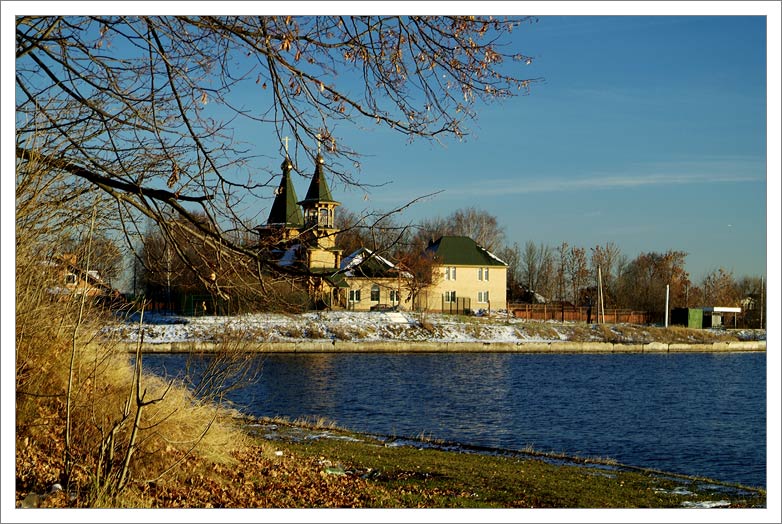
[315,133,322,154]
[282,136,290,153]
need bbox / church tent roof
[298,154,339,206]
[266,157,304,227]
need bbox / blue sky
[203,8,774,283]
[319,14,771,282]
[3,3,778,286]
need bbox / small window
[350,289,361,302]
[444,291,456,303]
[484,268,489,281]
[390,290,399,303]
[371,284,380,302]
[477,290,489,303]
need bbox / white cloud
[435,168,765,199]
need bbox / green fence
[441,296,471,315]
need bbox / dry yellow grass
[15,248,249,507]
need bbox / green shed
[671,307,703,329]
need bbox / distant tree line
[333,206,766,323]
[125,202,764,324]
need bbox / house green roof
[323,272,350,289]
[298,154,340,206]
[340,247,403,279]
[426,236,507,266]
[266,157,304,227]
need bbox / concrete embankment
[119,339,766,354]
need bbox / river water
[142,351,766,488]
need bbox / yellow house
[419,236,508,313]
[340,248,409,311]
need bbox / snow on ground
[104,310,765,345]
[107,310,557,345]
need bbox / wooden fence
[509,303,655,324]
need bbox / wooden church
[256,148,346,308]
[256,142,409,310]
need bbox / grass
[238,418,767,509]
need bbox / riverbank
[118,338,766,353]
[108,310,766,353]
[248,417,767,509]
[21,415,766,510]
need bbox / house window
[349,289,361,302]
[478,267,489,281]
[444,291,456,303]
[371,284,380,302]
[445,266,456,280]
[478,291,489,303]
[390,290,399,303]
[65,273,77,285]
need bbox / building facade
[420,236,508,313]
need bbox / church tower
[298,152,342,269]
[264,154,303,240]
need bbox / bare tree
[520,240,554,299]
[16,16,540,304]
[335,207,413,258]
[615,250,691,314]
[447,207,506,252]
[555,241,568,304]
[590,242,622,308]
[564,246,589,306]
[701,268,741,307]
[497,242,522,299]
[409,207,506,255]
[396,249,442,312]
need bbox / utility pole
[760,275,764,329]
[664,284,670,328]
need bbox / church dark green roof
[298,154,339,206]
[266,157,304,227]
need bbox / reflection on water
[142,351,766,488]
